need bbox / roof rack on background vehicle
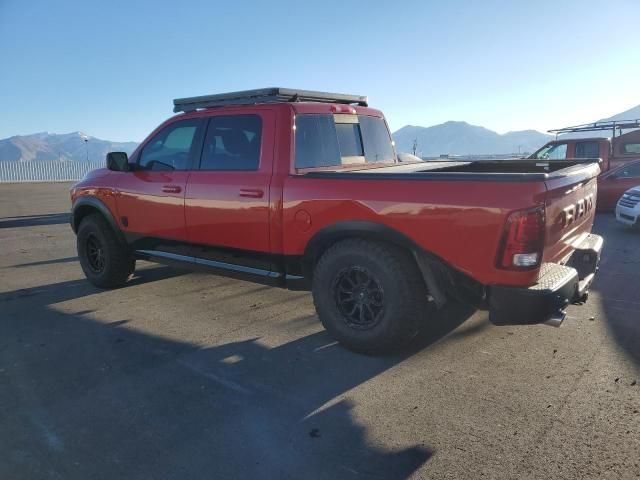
[173,87,368,113]
[549,119,640,135]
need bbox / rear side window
[200,115,262,170]
[295,113,395,169]
[575,141,599,159]
[623,143,640,155]
[138,119,203,171]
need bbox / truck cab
[531,137,609,166]
[530,127,640,210]
[531,123,640,173]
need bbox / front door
[116,118,205,254]
[185,111,274,272]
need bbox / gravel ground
[0,182,638,480]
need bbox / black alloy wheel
[85,233,106,273]
[333,266,385,330]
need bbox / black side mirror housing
[106,152,130,172]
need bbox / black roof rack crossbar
[549,118,640,134]
[173,87,368,113]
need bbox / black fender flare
[304,221,419,262]
[302,220,449,307]
[71,196,126,244]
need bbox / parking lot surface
[0,182,638,480]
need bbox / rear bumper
[488,233,603,326]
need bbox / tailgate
[543,162,600,263]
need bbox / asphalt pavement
[0,182,638,480]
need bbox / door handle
[162,185,182,194]
[239,188,264,198]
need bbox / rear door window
[199,115,262,170]
[575,141,600,159]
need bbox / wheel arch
[300,221,447,303]
[300,220,485,307]
[303,221,418,269]
[72,196,126,244]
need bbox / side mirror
[106,152,130,172]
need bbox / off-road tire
[312,239,429,354]
[77,213,133,288]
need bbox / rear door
[116,118,205,254]
[184,110,275,272]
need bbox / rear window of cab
[294,114,395,169]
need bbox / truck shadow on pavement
[0,212,70,229]
[11,256,78,268]
[591,218,640,366]
[0,265,478,479]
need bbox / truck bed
[287,158,600,288]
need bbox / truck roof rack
[549,118,640,135]
[173,87,368,113]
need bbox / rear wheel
[77,213,134,288]
[312,239,429,354]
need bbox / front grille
[618,193,640,209]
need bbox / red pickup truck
[70,88,603,353]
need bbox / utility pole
[80,133,89,163]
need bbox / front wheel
[77,213,134,288]
[312,239,429,354]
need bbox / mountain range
[1,104,638,162]
[392,122,552,157]
[0,132,138,163]
[392,104,640,156]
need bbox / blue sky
[1,0,638,141]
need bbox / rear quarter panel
[281,176,548,287]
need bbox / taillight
[496,206,545,270]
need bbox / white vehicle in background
[616,186,640,228]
